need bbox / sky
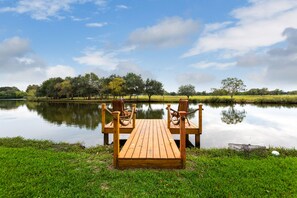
[1,0,297,92]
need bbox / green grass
[1,137,297,197]
[30,95,297,104]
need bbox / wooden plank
[120,119,145,158]
[119,119,144,158]
[118,159,182,169]
[159,120,175,159]
[146,120,154,158]
[156,119,167,158]
[130,119,148,158]
[153,120,160,158]
[139,120,151,158]
[161,120,180,158]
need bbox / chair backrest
[112,99,125,116]
[178,99,189,112]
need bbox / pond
[0,100,296,148]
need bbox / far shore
[21,95,297,105]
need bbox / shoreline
[24,95,297,105]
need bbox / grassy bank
[1,137,297,197]
[29,95,297,104]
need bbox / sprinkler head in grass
[271,150,280,156]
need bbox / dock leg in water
[104,134,109,145]
[195,134,200,148]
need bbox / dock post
[101,103,108,145]
[179,111,186,168]
[196,104,203,148]
[112,111,120,168]
[167,104,171,129]
[132,104,136,129]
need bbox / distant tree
[145,79,164,102]
[108,77,125,98]
[211,88,228,96]
[245,88,269,95]
[178,84,196,99]
[98,77,110,99]
[56,80,72,98]
[270,89,284,95]
[288,90,297,95]
[169,91,177,96]
[26,84,39,99]
[83,73,100,99]
[221,77,246,99]
[123,73,145,99]
[38,78,63,98]
[0,86,26,99]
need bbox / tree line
[26,73,164,101]
[0,87,26,99]
[1,75,297,100]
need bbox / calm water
[0,100,296,148]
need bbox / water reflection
[136,103,164,119]
[0,100,26,110]
[26,102,104,130]
[1,101,297,148]
[221,105,246,124]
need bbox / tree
[108,77,125,98]
[123,73,145,99]
[83,73,100,99]
[26,84,39,99]
[221,77,246,99]
[38,78,63,98]
[211,88,228,96]
[145,79,164,102]
[178,84,196,99]
[56,80,72,98]
[0,86,26,99]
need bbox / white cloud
[116,5,129,10]
[113,62,153,79]
[86,22,107,27]
[0,37,77,90]
[0,0,108,20]
[183,0,297,57]
[0,37,43,73]
[73,49,119,70]
[202,21,232,34]
[176,72,216,85]
[190,61,236,69]
[128,16,199,48]
[237,28,297,88]
[15,57,35,65]
[46,65,76,78]
[0,37,30,58]
[70,16,90,21]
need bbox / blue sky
[1,0,297,92]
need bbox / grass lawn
[1,137,297,197]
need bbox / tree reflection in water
[0,100,26,110]
[26,102,108,130]
[221,105,246,124]
[136,103,164,119]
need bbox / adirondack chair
[111,99,134,126]
[167,99,198,125]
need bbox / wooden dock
[101,103,203,169]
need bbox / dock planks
[117,119,182,169]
